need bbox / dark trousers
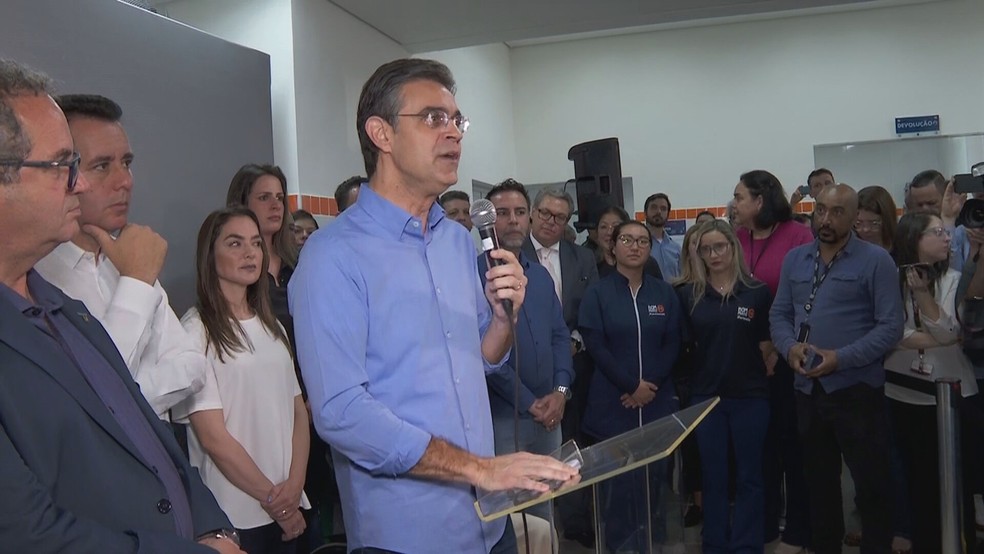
[889,398,977,554]
[558,350,595,536]
[695,396,770,554]
[796,382,893,554]
[763,362,811,546]
[349,516,516,554]
[239,521,300,554]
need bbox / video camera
[954,162,984,228]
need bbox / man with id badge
[771,185,903,554]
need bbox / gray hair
[533,187,575,214]
[0,59,54,184]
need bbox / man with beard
[770,184,903,554]
[644,193,681,281]
[480,178,573,523]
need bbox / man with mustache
[770,184,903,554]
[35,94,205,420]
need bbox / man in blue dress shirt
[289,58,577,553]
[771,184,903,554]
[644,192,681,281]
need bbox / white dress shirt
[34,240,206,419]
[530,235,563,304]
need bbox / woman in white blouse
[174,207,310,554]
[885,213,978,552]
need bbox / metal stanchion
[936,378,964,554]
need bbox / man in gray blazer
[522,186,599,545]
[0,59,240,553]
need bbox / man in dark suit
[0,59,240,553]
[522,187,598,545]
[480,179,574,523]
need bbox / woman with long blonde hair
[676,220,775,554]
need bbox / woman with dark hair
[884,213,977,553]
[291,209,319,250]
[595,205,663,279]
[174,208,309,554]
[732,169,813,553]
[856,186,898,252]
[226,164,298,328]
[677,220,774,554]
[579,220,682,552]
[227,166,330,551]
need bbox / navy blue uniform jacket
[578,271,682,439]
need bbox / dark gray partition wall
[1,0,274,312]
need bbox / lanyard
[910,290,930,375]
[748,224,777,277]
[803,243,847,317]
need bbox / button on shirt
[288,185,507,552]
[35,241,206,419]
[0,271,194,538]
[770,236,904,394]
[649,231,682,282]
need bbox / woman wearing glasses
[594,205,663,279]
[884,213,978,553]
[578,220,682,552]
[855,186,898,252]
[173,208,309,554]
[676,220,773,554]
[732,170,813,553]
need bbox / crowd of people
[2,52,983,554]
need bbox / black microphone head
[470,199,497,229]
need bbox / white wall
[506,0,984,212]
[164,0,300,193]
[290,0,407,196]
[421,44,519,198]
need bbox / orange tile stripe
[634,201,817,222]
[289,194,339,217]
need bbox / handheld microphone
[470,199,512,315]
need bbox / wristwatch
[196,528,241,546]
[555,385,572,401]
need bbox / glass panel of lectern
[474,397,719,523]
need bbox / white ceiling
[327,0,938,52]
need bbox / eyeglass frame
[0,151,81,191]
[853,218,883,230]
[616,234,652,248]
[395,109,470,134]
[698,242,732,258]
[534,207,571,225]
[922,226,951,238]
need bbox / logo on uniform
[737,306,754,322]
[648,304,666,316]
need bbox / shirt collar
[529,235,558,254]
[355,185,447,241]
[49,240,100,270]
[808,232,858,259]
[0,269,65,316]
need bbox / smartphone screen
[954,173,984,194]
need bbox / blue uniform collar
[356,184,447,241]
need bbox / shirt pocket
[826,272,860,301]
[788,267,813,300]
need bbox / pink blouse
[737,220,815,296]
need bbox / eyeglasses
[396,109,470,134]
[923,226,951,238]
[535,207,570,225]
[853,219,882,231]
[617,235,651,248]
[0,152,81,191]
[698,242,731,258]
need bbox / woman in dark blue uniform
[676,220,774,554]
[579,220,682,553]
